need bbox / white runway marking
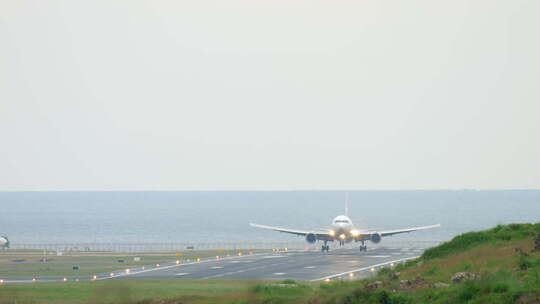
[94,252,268,281]
[304,266,316,269]
[311,256,419,281]
[263,256,286,258]
[273,273,286,276]
[210,266,223,269]
[175,273,189,276]
[365,255,391,258]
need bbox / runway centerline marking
[175,273,189,276]
[95,252,269,281]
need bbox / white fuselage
[330,215,359,242]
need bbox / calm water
[1,190,539,244]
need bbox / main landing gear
[321,241,330,252]
[359,241,368,252]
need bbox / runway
[104,246,423,281]
[1,246,425,283]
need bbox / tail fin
[345,192,349,216]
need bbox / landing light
[63,277,67,282]
[329,230,336,237]
[324,278,331,282]
[1,279,4,284]
[110,273,114,277]
[351,230,360,237]
[349,273,354,278]
[126,269,130,274]
[339,234,346,240]
[92,275,97,280]
[176,260,180,265]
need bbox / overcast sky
[1,0,539,191]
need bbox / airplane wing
[250,223,333,240]
[378,224,441,237]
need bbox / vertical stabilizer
[345,192,349,216]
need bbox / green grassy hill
[2,223,540,304]
[304,222,540,304]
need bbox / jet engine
[305,233,317,244]
[370,233,382,244]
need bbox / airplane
[0,236,9,250]
[250,197,440,252]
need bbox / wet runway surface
[107,246,424,281]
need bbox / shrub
[374,290,412,304]
[457,281,481,302]
[518,256,533,270]
[493,282,509,293]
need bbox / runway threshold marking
[311,256,419,282]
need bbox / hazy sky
[1,1,539,191]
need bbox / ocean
[1,190,539,246]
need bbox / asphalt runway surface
[105,246,424,281]
[2,246,426,283]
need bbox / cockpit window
[335,220,349,223]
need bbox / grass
[311,222,540,304]
[421,223,540,260]
[0,249,263,279]
[0,279,317,304]
[0,279,256,304]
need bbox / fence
[10,239,442,253]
